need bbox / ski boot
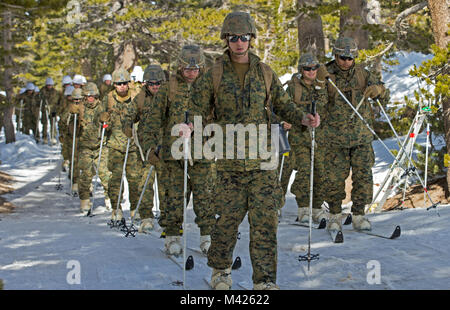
[253,282,280,290]
[200,235,211,255]
[138,218,154,233]
[352,215,371,231]
[210,268,232,290]
[164,236,182,256]
[327,213,342,231]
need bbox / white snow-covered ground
[1,53,449,290]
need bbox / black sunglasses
[339,55,354,61]
[228,34,251,43]
[147,81,161,86]
[302,65,320,71]
[115,82,128,86]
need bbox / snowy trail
[1,146,449,290]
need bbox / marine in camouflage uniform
[284,53,329,223]
[139,45,216,255]
[59,80,75,172]
[122,65,167,231]
[100,68,141,222]
[99,74,114,102]
[77,82,111,213]
[39,78,60,145]
[323,37,388,231]
[190,12,320,290]
[65,88,84,194]
[16,83,39,139]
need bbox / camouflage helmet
[298,53,320,71]
[220,11,257,39]
[333,37,358,58]
[178,45,205,69]
[72,88,83,100]
[83,82,99,97]
[112,68,131,83]
[144,65,166,82]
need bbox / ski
[328,229,344,243]
[348,225,401,240]
[159,248,194,270]
[289,217,327,229]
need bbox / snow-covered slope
[1,52,448,290]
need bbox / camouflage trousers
[289,144,327,210]
[23,115,37,139]
[78,146,111,201]
[136,162,157,220]
[107,148,143,212]
[324,143,375,215]
[163,160,215,236]
[154,161,169,224]
[207,169,278,284]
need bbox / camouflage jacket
[78,98,107,150]
[190,50,306,172]
[138,70,205,162]
[15,93,39,120]
[285,74,328,147]
[98,83,114,102]
[102,88,138,153]
[39,87,60,116]
[325,60,387,148]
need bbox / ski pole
[124,164,155,237]
[299,101,320,270]
[183,111,190,289]
[70,113,77,197]
[424,121,430,208]
[36,99,43,142]
[115,137,131,225]
[278,129,289,218]
[18,99,23,134]
[45,104,51,145]
[87,122,108,217]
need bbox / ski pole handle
[184,111,189,124]
[310,100,316,116]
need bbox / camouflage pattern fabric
[283,73,328,210]
[122,87,160,220]
[107,148,143,213]
[15,92,39,138]
[324,60,387,215]
[39,87,60,142]
[207,169,278,284]
[190,51,307,172]
[324,143,375,215]
[138,70,215,235]
[99,82,114,101]
[102,88,142,211]
[77,97,111,201]
[162,160,215,236]
[191,50,307,285]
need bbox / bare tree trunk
[114,41,137,71]
[340,0,369,49]
[427,0,450,49]
[428,0,450,197]
[297,0,325,59]
[2,10,16,144]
